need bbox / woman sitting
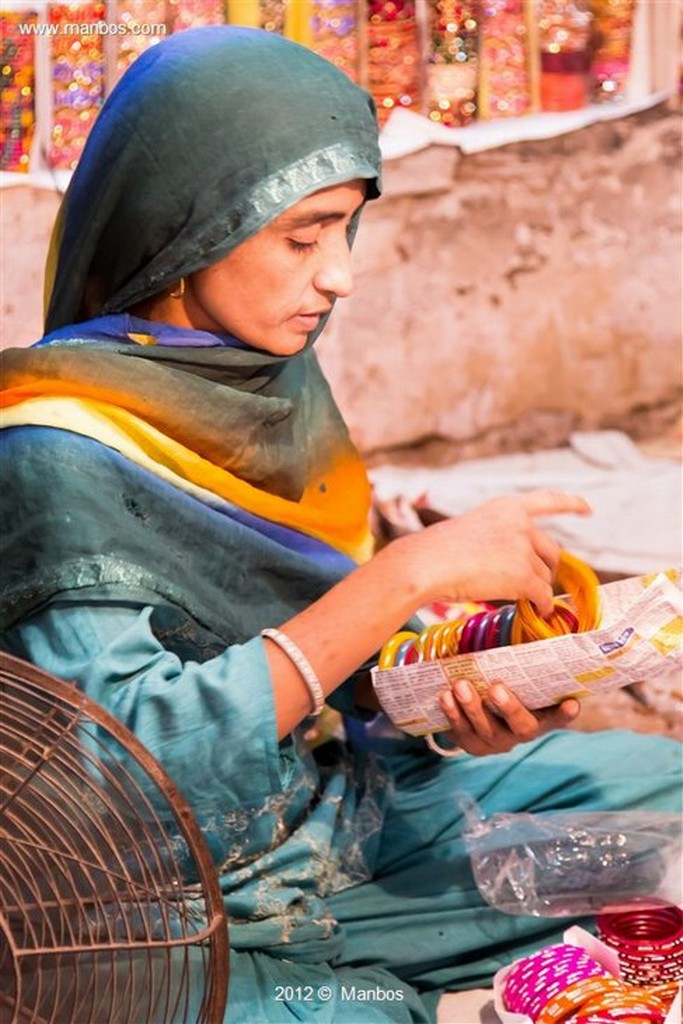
[1,26,679,1024]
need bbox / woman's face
[181,179,367,355]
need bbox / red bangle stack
[596,902,683,988]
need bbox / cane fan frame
[0,652,229,1024]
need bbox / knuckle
[517,720,541,742]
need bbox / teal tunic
[2,25,681,1023]
[4,600,681,1023]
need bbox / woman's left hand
[438,679,580,756]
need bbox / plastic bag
[463,799,682,917]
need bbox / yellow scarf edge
[2,396,373,563]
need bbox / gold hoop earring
[169,277,186,300]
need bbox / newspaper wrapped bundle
[371,568,682,736]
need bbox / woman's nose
[314,238,354,299]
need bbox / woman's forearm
[265,489,591,738]
[265,537,427,736]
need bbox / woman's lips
[292,312,324,330]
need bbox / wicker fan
[0,652,229,1024]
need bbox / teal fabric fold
[0,426,354,635]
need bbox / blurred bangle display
[0,0,657,176]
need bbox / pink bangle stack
[503,943,612,1020]
[502,932,680,1023]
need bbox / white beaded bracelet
[260,628,326,717]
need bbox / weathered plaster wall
[1,186,61,350]
[317,103,682,461]
[2,103,680,460]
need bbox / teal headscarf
[3,27,383,634]
[44,26,381,332]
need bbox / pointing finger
[519,489,592,519]
[532,528,562,575]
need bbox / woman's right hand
[393,489,592,618]
[269,488,590,737]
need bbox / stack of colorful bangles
[378,550,601,668]
[596,902,683,988]
[501,919,682,1022]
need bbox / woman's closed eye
[287,237,318,254]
